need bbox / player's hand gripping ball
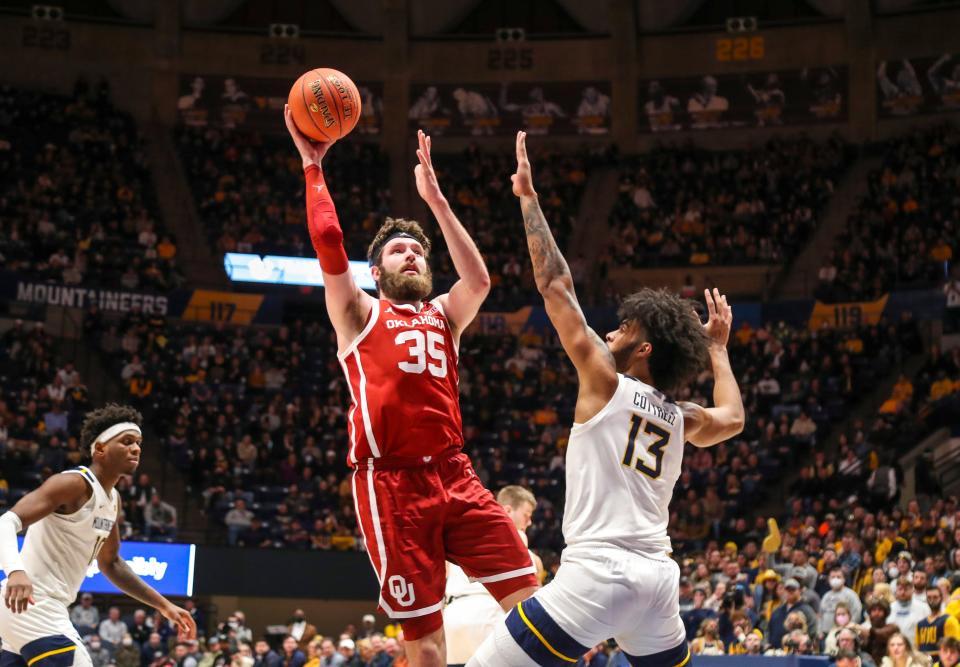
[287,68,362,142]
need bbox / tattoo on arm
[521,196,571,287]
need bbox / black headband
[368,232,422,266]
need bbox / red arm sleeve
[304,164,349,275]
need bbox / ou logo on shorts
[388,575,416,607]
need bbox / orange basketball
[287,68,362,142]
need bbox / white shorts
[443,594,504,664]
[0,587,90,667]
[468,545,687,666]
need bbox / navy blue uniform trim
[624,642,690,667]
[505,597,588,665]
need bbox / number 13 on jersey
[622,414,670,479]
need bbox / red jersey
[338,298,463,467]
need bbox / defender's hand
[284,104,333,170]
[511,131,536,198]
[161,603,197,641]
[4,571,35,614]
[703,288,733,349]
[414,129,445,207]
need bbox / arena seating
[85,299,919,568]
[816,124,960,303]
[605,135,850,269]
[0,81,182,290]
[177,128,591,310]
[429,145,590,309]
[177,126,390,260]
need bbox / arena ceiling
[102,0,936,34]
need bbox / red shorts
[352,452,538,640]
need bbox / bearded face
[377,262,433,301]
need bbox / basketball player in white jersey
[0,404,196,667]
[467,133,745,666]
[444,486,544,666]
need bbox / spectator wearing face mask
[826,604,858,654]
[288,611,318,653]
[822,567,864,635]
[86,635,113,667]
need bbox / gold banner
[808,295,888,330]
[181,290,265,325]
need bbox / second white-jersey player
[444,486,543,666]
[467,133,745,666]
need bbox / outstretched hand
[284,104,333,169]
[414,129,445,207]
[161,603,197,641]
[511,131,536,198]
[703,288,733,349]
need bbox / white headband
[91,422,142,456]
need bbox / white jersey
[20,466,120,605]
[445,562,487,599]
[562,374,683,556]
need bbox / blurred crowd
[0,80,182,290]
[816,125,960,303]
[79,296,932,577]
[604,135,849,269]
[177,128,592,310]
[0,318,174,539]
[429,145,591,309]
[63,598,645,667]
[177,127,389,259]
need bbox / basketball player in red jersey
[284,107,538,666]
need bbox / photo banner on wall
[637,66,847,133]
[177,75,383,135]
[876,55,960,117]
[408,82,611,136]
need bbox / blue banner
[1,539,196,597]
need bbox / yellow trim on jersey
[27,645,77,666]
[673,646,692,667]
[516,603,578,663]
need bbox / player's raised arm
[680,289,745,447]
[414,129,491,341]
[1,474,90,612]
[97,505,196,641]
[284,105,374,349]
[511,131,618,405]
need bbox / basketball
[287,68,362,142]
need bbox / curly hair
[80,403,143,455]
[367,217,431,266]
[617,287,709,394]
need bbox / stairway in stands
[774,153,880,300]
[568,165,621,303]
[143,123,229,290]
